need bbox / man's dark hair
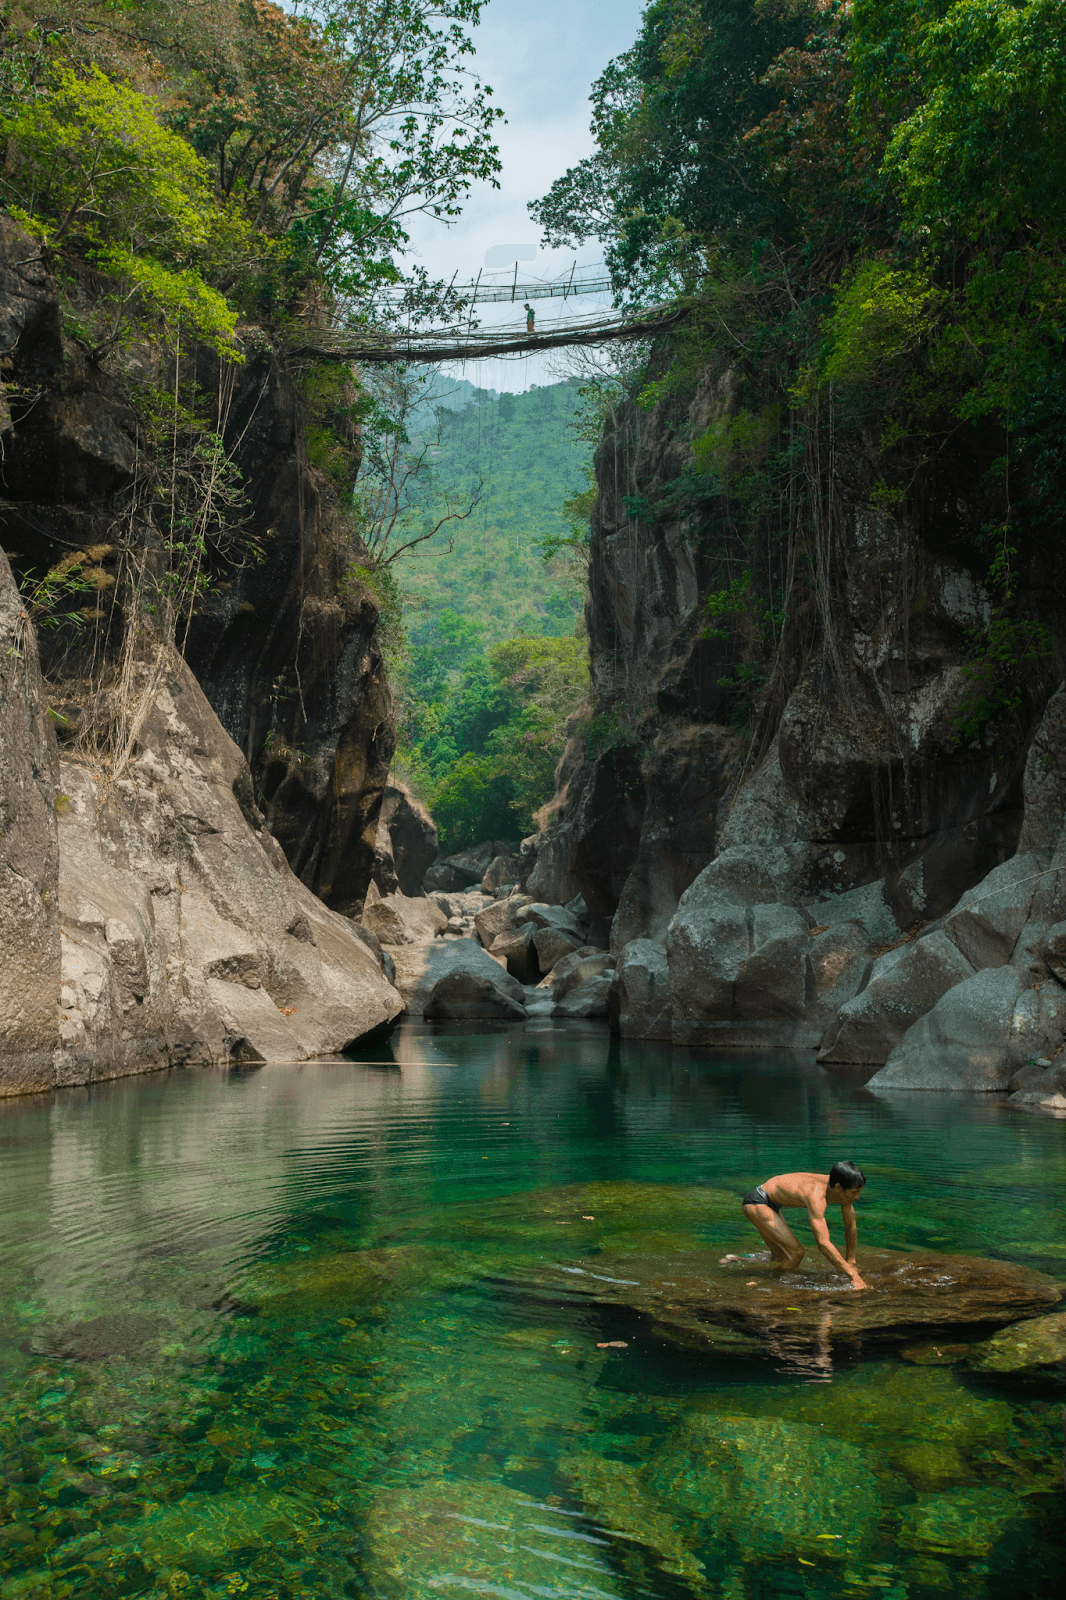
[828,1159,865,1192]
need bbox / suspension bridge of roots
[286,269,689,363]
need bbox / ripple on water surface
[0,1024,1063,1599]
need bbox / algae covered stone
[364,1476,624,1598]
[559,1452,708,1590]
[968,1310,1066,1375]
[896,1486,1025,1557]
[234,1244,464,1317]
[646,1414,880,1556]
[113,1489,308,1572]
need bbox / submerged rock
[967,1310,1066,1376]
[559,1452,708,1589]
[113,1488,308,1570]
[895,1486,1025,1558]
[364,1477,625,1599]
[36,1312,164,1361]
[647,1413,881,1558]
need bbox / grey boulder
[609,939,671,1040]
[806,922,874,1028]
[666,888,749,1032]
[54,647,402,1082]
[414,940,527,1020]
[804,879,900,944]
[532,924,584,972]
[1040,920,1066,985]
[1008,1053,1066,1113]
[435,839,516,887]
[678,844,810,912]
[554,973,614,1018]
[424,860,470,893]
[361,884,448,946]
[867,966,1029,1092]
[372,779,438,897]
[1016,686,1066,856]
[516,901,586,940]
[473,893,530,949]
[482,853,521,892]
[818,930,974,1066]
[490,924,541,984]
[1007,984,1066,1069]
[424,972,526,1022]
[546,949,613,999]
[942,852,1046,969]
[667,891,816,1046]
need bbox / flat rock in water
[522,1246,1061,1347]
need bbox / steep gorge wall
[535,366,1054,942]
[183,349,395,916]
[526,355,1066,1097]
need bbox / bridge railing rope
[287,302,689,364]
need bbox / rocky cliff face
[53,638,400,1089]
[0,549,61,1091]
[525,360,1066,1104]
[183,348,395,916]
[0,217,393,918]
[0,216,407,1093]
[0,550,401,1098]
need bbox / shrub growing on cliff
[0,66,247,354]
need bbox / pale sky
[402,0,648,390]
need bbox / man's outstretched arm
[842,1202,858,1264]
[808,1214,867,1289]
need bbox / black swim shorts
[741,1185,781,1213]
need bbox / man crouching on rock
[722,1160,868,1290]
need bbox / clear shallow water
[0,1023,1063,1600]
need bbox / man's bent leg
[742,1203,805,1269]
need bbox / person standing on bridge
[524,301,535,336]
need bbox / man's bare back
[724,1160,868,1290]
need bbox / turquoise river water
[0,1023,1064,1600]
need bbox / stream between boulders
[0,1029,1063,1599]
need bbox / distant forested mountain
[398,380,589,652]
[389,379,593,850]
